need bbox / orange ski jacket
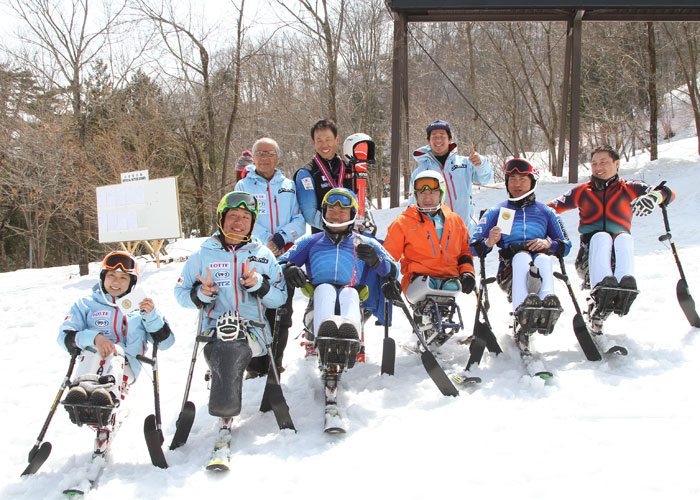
[383,204,474,292]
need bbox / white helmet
[343,133,376,164]
[413,170,446,212]
[504,158,540,202]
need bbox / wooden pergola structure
[388,0,700,207]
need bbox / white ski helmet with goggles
[100,251,139,297]
[217,191,259,243]
[321,187,358,230]
[413,170,446,212]
[343,133,376,165]
[504,158,540,202]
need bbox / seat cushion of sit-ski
[406,275,461,305]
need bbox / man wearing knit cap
[410,119,493,234]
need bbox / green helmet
[217,191,258,242]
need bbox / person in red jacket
[383,171,475,347]
[547,145,675,351]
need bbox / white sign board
[121,170,149,183]
[96,177,182,243]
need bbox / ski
[206,419,233,472]
[590,333,628,356]
[451,372,482,386]
[520,351,554,379]
[61,412,126,497]
[323,379,346,434]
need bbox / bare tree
[663,22,700,155]
[276,0,345,122]
[7,0,127,273]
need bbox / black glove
[356,243,380,269]
[382,277,403,301]
[552,239,567,258]
[150,323,172,343]
[460,272,476,294]
[63,330,81,356]
[283,264,307,289]
[250,276,270,298]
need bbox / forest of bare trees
[1,0,698,272]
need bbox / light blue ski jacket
[57,284,174,380]
[174,233,286,355]
[410,143,493,234]
[234,168,306,248]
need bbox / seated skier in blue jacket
[58,251,174,449]
[279,187,398,370]
[471,159,571,351]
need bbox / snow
[3,135,700,499]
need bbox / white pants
[512,252,555,311]
[313,283,361,335]
[73,346,132,403]
[589,232,634,288]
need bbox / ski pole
[553,255,602,361]
[395,294,459,397]
[259,305,284,413]
[21,351,79,476]
[659,203,700,327]
[380,298,396,376]
[254,296,296,431]
[169,306,204,450]
[138,341,168,468]
[465,251,501,371]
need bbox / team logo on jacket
[176,276,184,287]
[278,187,295,194]
[209,262,230,269]
[452,163,469,171]
[249,255,269,264]
[301,177,314,190]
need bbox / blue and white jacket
[235,168,306,249]
[410,143,493,234]
[278,231,398,325]
[470,199,572,259]
[58,284,174,380]
[174,233,286,355]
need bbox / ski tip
[206,462,230,472]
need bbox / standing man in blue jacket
[410,120,493,234]
[235,137,306,378]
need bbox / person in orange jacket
[383,170,475,305]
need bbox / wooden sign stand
[120,239,166,268]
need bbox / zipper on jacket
[427,232,438,257]
[266,183,275,234]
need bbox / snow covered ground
[3,135,700,499]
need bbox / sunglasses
[102,252,138,275]
[504,159,534,175]
[324,190,358,209]
[218,192,257,214]
[414,177,441,193]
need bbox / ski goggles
[414,177,441,193]
[102,251,139,276]
[323,189,358,210]
[504,158,534,175]
[217,191,258,215]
